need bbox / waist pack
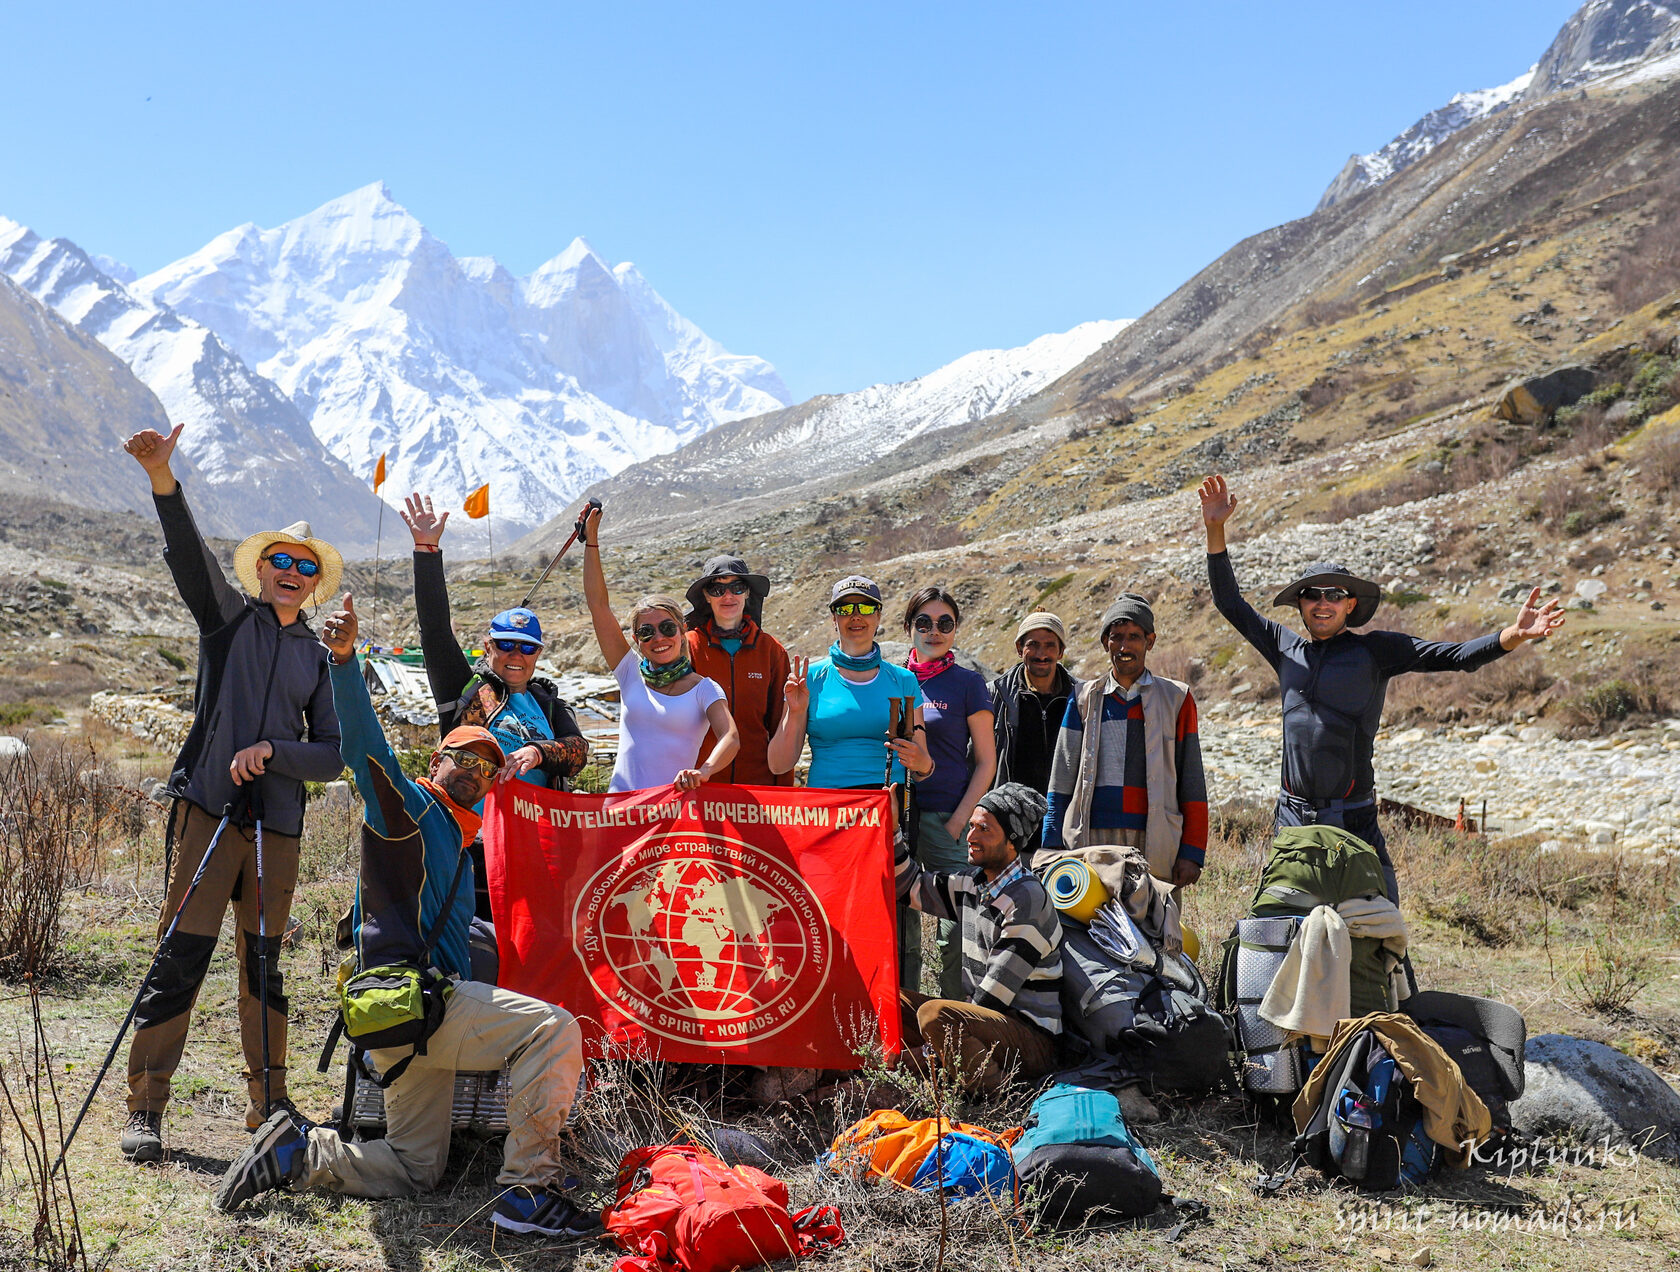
[604,1144,843,1272]
[1060,911,1231,1093]
[822,1110,1021,1195]
[1013,1082,1162,1225]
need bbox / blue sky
[3,1,1582,400]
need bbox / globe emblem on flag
[575,834,832,1045]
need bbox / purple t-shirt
[913,662,992,812]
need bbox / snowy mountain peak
[134,186,790,535]
[1318,0,1680,210]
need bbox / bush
[0,737,111,976]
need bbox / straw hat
[232,521,343,609]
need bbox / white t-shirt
[610,651,728,793]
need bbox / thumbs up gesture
[321,593,359,664]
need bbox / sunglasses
[261,552,320,577]
[831,601,881,616]
[442,746,499,779]
[492,639,542,656]
[913,614,956,634]
[704,580,751,597]
[635,619,683,641]
[1299,586,1352,603]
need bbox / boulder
[1494,366,1596,424]
[0,735,27,760]
[1508,1034,1680,1160]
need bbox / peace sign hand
[401,492,449,547]
[784,655,810,714]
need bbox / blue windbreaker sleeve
[330,655,425,836]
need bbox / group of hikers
[114,424,1566,1235]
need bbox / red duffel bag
[603,1144,844,1272]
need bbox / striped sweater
[1042,670,1210,866]
[893,830,1063,1034]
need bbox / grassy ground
[4,734,1680,1271]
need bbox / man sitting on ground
[895,783,1063,1094]
[215,594,594,1238]
[990,611,1080,798]
[1198,473,1564,903]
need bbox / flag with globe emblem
[484,782,901,1066]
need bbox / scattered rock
[1509,1034,1680,1160]
[0,735,27,761]
[1494,366,1595,425]
[1574,578,1607,602]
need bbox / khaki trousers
[298,982,584,1197]
[900,989,1056,1095]
[127,801,297,1119]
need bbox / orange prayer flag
[372,451,387,491]
[463,483,490,519]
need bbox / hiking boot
[490,1183,602,1237]
[119,1110,164,1164]
[213,1109,308,1212]
[246,1095,311,1133]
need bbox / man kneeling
[215,594,593,1238]
[896,783,1063,1094]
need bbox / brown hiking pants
[126,800,297,1122]
[900,990,1056,1095]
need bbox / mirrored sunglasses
[913,614,956,634]
[442,746,499,778]
[492,638,542,656]
[635,619,683,641]
[704,580,751,597]
[831,601,881,616]
[1300,586,1352,603]
[261,551,320,577]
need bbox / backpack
[1217,826,1398,1095]
[1401,991,1526,1131]
[604,1144,843,1272]
[822,1110,1020,1194]
[1059,909,1232,1093]
[1013,1082,1162,1225]
[1292,1029,1439,1191]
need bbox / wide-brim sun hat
[685,555,770,627]
[232,521,343,609]
[1272,561,1382,628]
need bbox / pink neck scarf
[907,648,956,683]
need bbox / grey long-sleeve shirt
[1207,550,1508,805]
[156,484,343,836]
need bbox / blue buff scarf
[828,641,882,672]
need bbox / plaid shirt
[894,830,1063,1034]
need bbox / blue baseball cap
[488,607,545,647]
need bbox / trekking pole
[251,781,274,1120]
[519,498,600,610]
[51,801,242,1177]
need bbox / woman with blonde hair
[582,505,739,792]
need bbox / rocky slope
[134,183,789,536]
[0,220,388,550]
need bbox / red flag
[372,451,387,492]
[463,483,490,519]
[485,782,900,1067]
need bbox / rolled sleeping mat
[1045,858,1110,925]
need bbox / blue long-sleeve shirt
[331,656,476,980]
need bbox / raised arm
[581,504,631,670]
[125,424,244,632]
[403,492,474,723]
[767,655,810,775]
[1199,474,1290,670]
[319,593,423,835]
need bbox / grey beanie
[976,783,1048,850]
[1099,592,1155,639]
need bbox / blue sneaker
[490,1183,602,1237]
[213,1108,307,1212]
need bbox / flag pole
[369,451,388,636]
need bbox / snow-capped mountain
[1318,0,1680,210]
[0,219,389,549]
[524,318,1130,543]
[133,184,790,535]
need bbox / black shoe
[213,1109,307,1212]
[490,1183,603,1237]
[120,1110,164,1164]
[247,1095,312,1133]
